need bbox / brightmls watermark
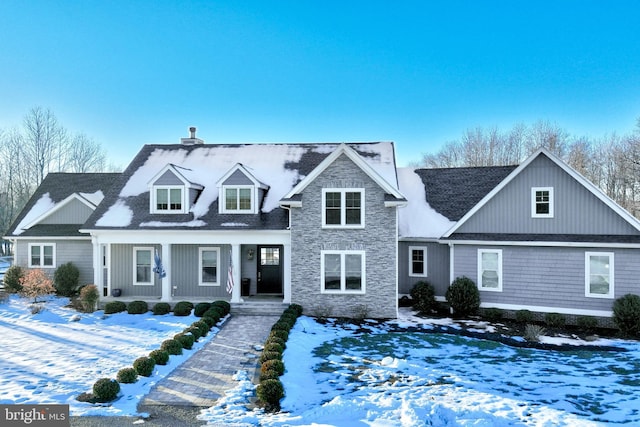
[1,404,69,426]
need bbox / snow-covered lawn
[200,311,640,427]
[0,295,221,416]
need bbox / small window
[154,187,184,213]
[532,187,554,218]
[133,247,153,285]
[321,250,365,294]
[223,187,253,213]
[409,246,427,277]
[478,249,502,291]
[322,189,364,228]
[28,243,55,268]
[199,247,220,286]
[585,252,614,298]
[260,247,280,266]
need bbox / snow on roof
[95,200,133,227]
[12,193,56,235]
[78,190,105,207]
[397,168,455,239]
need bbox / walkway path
[139,314,280,408]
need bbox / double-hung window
[322,189,364,227]
[585,252,614,298]
[478,249,502,291]
[199,247,220,286]
[321,250,365,294]
[29,243,55,268]
[155,187,183,213]
[409,246,427,277]
[223,187,253,213]
[133,247,153,286]
[532,187,554,218]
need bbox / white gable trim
[282,144,404,201]
[443,148,640,237]
[216,163,269,190]
[23,193,97,230]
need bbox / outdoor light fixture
[247,248,254,260]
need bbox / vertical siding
[110,244,161,297]
[398,241,450,296]
[40,199,93,225]
[171,244,230,299]
[14,239,94,286]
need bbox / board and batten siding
[170,244,230,299]
[455,155,640,236]
[15,239,94,286]
[453,244,640,314]
[40,198,94,225]
[109,244,162,297]
[398,241,450,296]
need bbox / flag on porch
[153,249,166,279]
[227,248,234,294]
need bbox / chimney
[181,126,204,145]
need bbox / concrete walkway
[139,314,280,408]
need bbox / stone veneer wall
[290,154,398,318]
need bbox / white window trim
[585,252,615,299]
[151,186,186,214]
[320,250,366,294]
[133,247,154,286]
[221,185,256,214]
[321,188,365,228]
[531,187,554,218]
[199,247,221,287]
[408,246,428,277]
[477,249,503,292]
[28,243,56,268]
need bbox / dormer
[148,164,204,214]
[217,163,269,214]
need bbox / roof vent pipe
[189,126,196,138]
[181,126,204,145]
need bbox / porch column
[161,243,172,302]
[283,243,291,303]
[91,236,101,289]
[230,243,242,303]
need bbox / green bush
[280,312,298,325]
[92,378,120,403]
[161,339,183,355]
[185,325,202,340]
[271,320,293,332]
[79,284,100,313]
[127,300,149,314]
[576,315,598,331]
[410,281,437,314]
[265,336,286,350]
[445,276,480,317]
[269,329,289,342]
[260,368,281,381]
[53,262,80,297]
[257,379,284,407]
[192,320,210,337]
[204,306,224,320]
[3,265,24,293]
[149,349,170,366]
[200,316,216,328]
[211,300,231,315]
[544,312,566,328]
[482,307,503,322]
[133,356,156,377]
[104,301,127,314]
[174,333,195,350]
[263,342,284,354]
[116,367,138,384]
[613,294,640,337]
[260,351,282,364]
[173,301,193,316]
[261,359,285,376]
[194,302,212,317]
[288,304,303,316]
[152,302,171,315]
[515,309,534,324]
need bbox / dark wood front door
[257,245,283,294]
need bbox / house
[5,130,640,319]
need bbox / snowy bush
[133,356,156,377]
[19,269,55,303]
[53,262,80,297]
[445,276,480,317]
[613,294,640,337]
[149,349,169,366]
[79,284,100,313]
[104,301,127,314]
[152,302,171,315]
[127,300,148,314]
[3,265,24,293]
[410,281,437,314]
[92,378,120,402]
[116,367,138,384]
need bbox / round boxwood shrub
[271,320,292,332]
[410,281,437,314]
[173,301,193,316]
[193,320,210,337]
[259,351,282,364]
[152,302,171,315]
[269,329,289,342]
[261,359,285,376]
[2,265,24,293]
[200,316,216,328]
[184,325,202,340]
[53,262,80,297]
[194,302,212,317]
[116,367,138,384]
[93,378,120,403]
[515,309,534,324]
[104,301,127,314]
[133,356,156,377]
[279,313,298,326]
[127,300,149,314]
[204,306,224,319]
[257,379,284,407]
[149,349,170,366]
[174,333,195,350]
[288,304,303,317]
[161,338,183,355]
[613,294,640,337]
[263,342,284,354]
[265,336,286,350]
[211,300,231,315]
[445,276,480,317]
[544,312,566,328]
[260,368,281,381]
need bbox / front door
[257,245,283,294]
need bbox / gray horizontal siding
[398,241,450,296]
[41,198,93,225]
[14,239,94,286]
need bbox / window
[28,243,55,268]
[409,246,427,277]
[199,247,220,286]
[585,252,614,298]
[478,249,502,291]
[223,186,253,213]
[532,187,554,218]
[321,250,365,294]
[322,189,364,227]
[260,247,280,266]
[154,187,184,213]
[133,247,153,285]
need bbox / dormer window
[217,163,269,215]
[153,186,185,213]
[148,164,203,215]
[223,186,253,212]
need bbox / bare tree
[68,133,107,173]
[22,106,68,184]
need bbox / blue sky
[1,1,639,166]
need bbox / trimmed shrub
[260,351,282,364]
[204,306,224,320]
[3,265,24,293]
[410,281,437,314]
[193,320,210,337]
[576,315,598,331]
[613,294,640,337]
[288,303,303,316]
[116,367,138,384]
[127,300,149,314]
[482,307,503,322]
[265,336,286,350]
[194,302,212,317]
[93,378,120,403]
[269,329,289,342]
[257,379,284,407]
[445,276,480,317]
[104,301,127,314]
[79,284,100,313]
[260,368,281,381]
[211,300,231,315]
[185,325,202,340]
[53,262,80,297]
[174,333,195,350]
[200,316,216,328]
[173,301,193,316]
[149,349,170,366]
[161,339,183,355]
[271,320,293,332]
[263,342,284,354]
[261,359,285,376]
[152,302,171,315]
[133,356,156,377]
[515,309,534,324]
[544,312,566,328]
